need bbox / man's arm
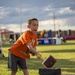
[30,46,36,56]
[26,43,41,58]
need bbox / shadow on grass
[0,57,8,65]
[27,58,75,74]
[2,44,11,48]
[55,59,75,74]
[39,49,75,53]
[37,42,75,47]
[2,42,75,48]
[26,58,44,69]
[0,57,75,74]
[0,57,8,62]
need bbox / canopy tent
[0,29,14,34]
[0,29,14,41]
[0,29,14,57]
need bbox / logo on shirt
[31,39,35,45]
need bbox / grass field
[0,40,75,75]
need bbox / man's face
[30,20,38,33]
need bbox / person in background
[44,32,48,38]
[8,18,42,75]
[37,33,42,39]
[55,31,60,38]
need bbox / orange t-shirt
[8,30,37,59]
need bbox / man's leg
[8,52,18,75]
[18,58,29,75]
[11,71,17,75]
[22,69,29,75]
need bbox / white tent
[0,29,4,57]
[0,29,14,58]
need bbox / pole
[0,7,5,58]
[0,29,2,48]
[53,12,56,36]
[19,0,22,35]
[0,7,2,49]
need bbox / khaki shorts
[8,52,27,71]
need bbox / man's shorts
[8,52,27,71]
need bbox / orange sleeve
[20,31,31,45]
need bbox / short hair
[27,18,38,25]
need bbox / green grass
[0,40,75,75]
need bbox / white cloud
[38,17,75,31]
[1,18,75,33]
[0,0,75,32]
[16,7,30,13]
[5,24,21,32]
[44,5,53,12]
[0,7,10,18]
[60,7,72,14]
[3,22,28,32]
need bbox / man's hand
[30,51,35,56]
[36,52,42,59]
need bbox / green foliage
[0,40,75,75]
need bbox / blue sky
[0,0,75,32]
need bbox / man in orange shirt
[8,18,42,75]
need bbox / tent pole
[0,29,2,49]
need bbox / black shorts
[8,52,27,71]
